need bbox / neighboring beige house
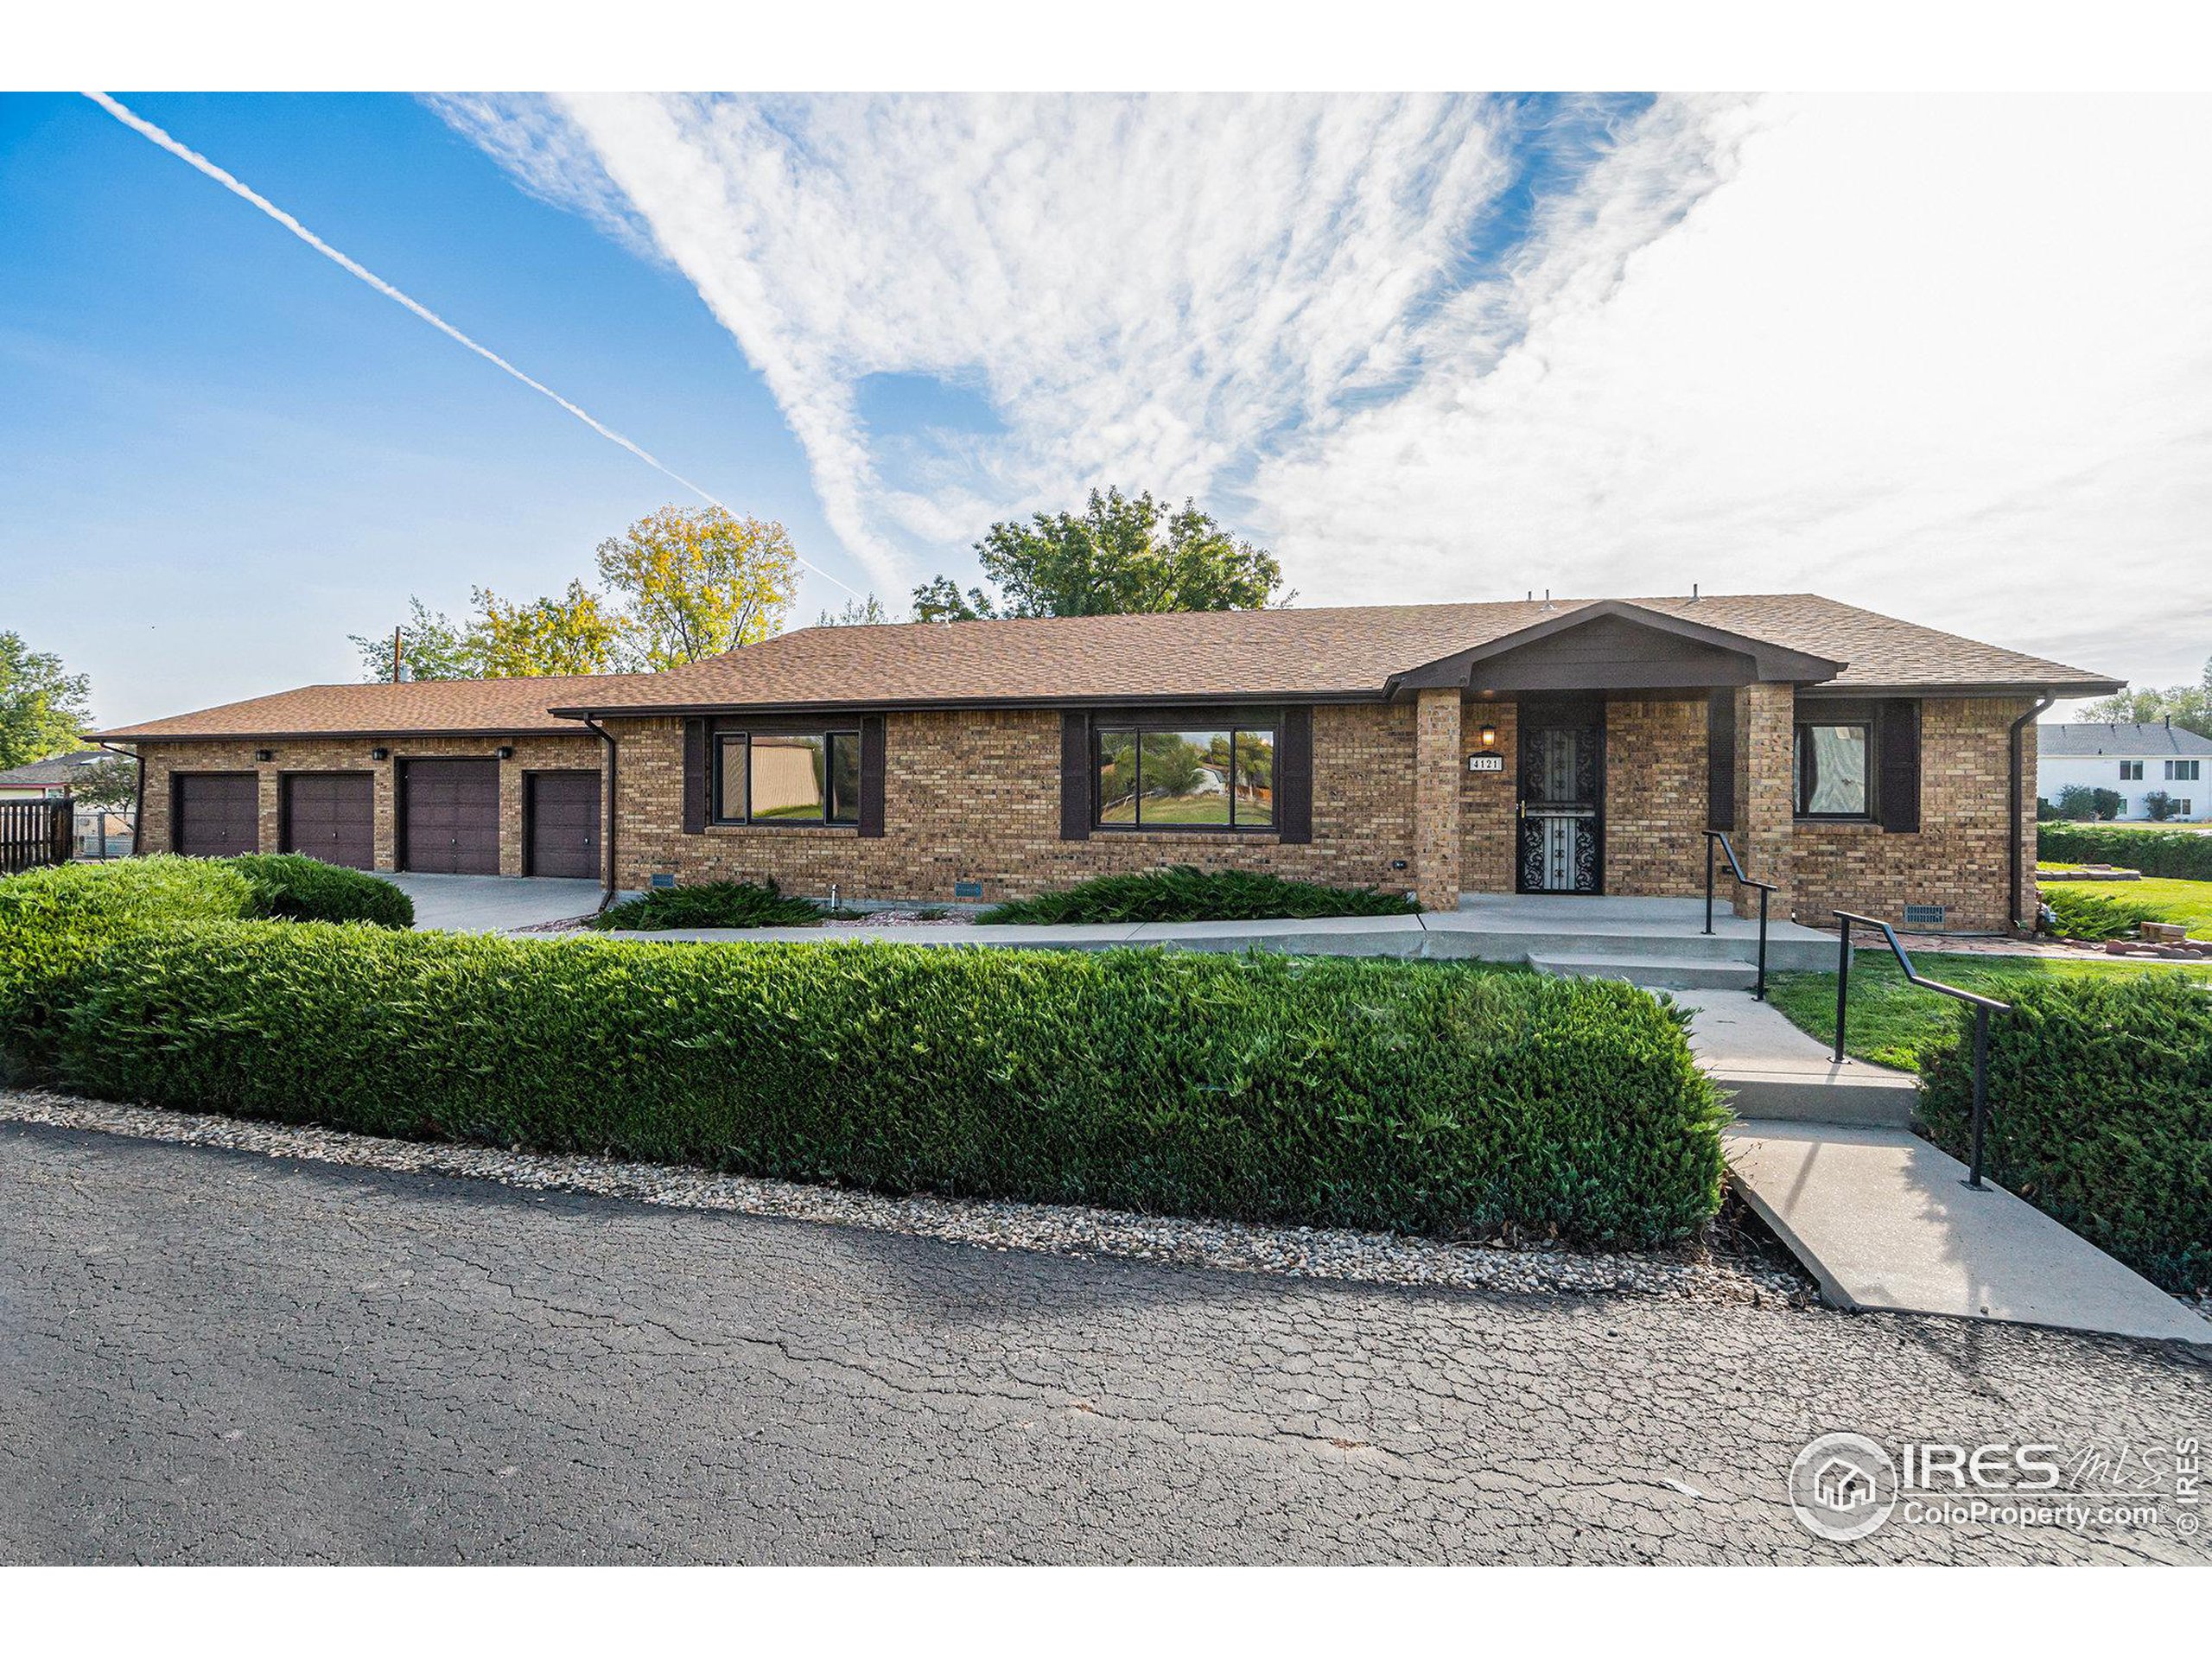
[95,594,2120,933]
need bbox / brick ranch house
[96,594,2120,933]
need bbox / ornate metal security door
[1516,709,1604,893]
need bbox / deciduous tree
[596,505,800,668]
[2079,655,2212,739]
[0,632,92,770]
[911,488,1286,621]
[467,581,625,677]
[349,598,472,683]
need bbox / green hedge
[2039,823,2212,881]
[980,866,1420,925]
[591,879,822,931]
[1920,976,2212,1292]
[2040,883,2169,942]
[0,855,410,1069]
[30,924,1726,1246]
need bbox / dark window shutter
[858,715,886,838]
[1059,712,1090,840]
[1277,706,1313,844]
[682,718,707,835]
[1878,699,1921,834]
[1707,690,1736,831]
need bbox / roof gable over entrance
[1388,601,1845,696]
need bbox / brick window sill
[1090,828,1281,844]
[701,823,858,837]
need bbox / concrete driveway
[379,873,602,934]
[3,1121,2204,1564]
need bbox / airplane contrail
[82,90,865,601]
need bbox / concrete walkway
[383,873,603,934]
[1677,988,1918,1127]
[1725,1122,2212,1345]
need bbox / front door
[1516,702,1604,893]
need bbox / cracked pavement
[2,1121,2205,1563]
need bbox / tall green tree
[0,632,92,769]
[596,505,800,668]
[467,581,625,677]
[2078,655,2212,738]
[911,488,1287,621]
[349,597,473,683]
[816,594,894,626]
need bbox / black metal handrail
[1832,911,2012,1191]
[1702,830,1780,1001]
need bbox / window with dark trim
[2167,759,2201,782]
[712,729,861,826]
[2120,760,2145,781]
[1094,721,1277,830]
[1794,721,1873,819]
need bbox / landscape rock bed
[0,1087,1811,1311]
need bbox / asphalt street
[2,1121,2204,1564]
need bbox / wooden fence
[1,798,73,875]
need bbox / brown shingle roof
[550,593,2120,713]
[92,672,663,742]
[94,595,2120,741]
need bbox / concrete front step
[1526,951,1758,991]
[1678,988,1919,1128]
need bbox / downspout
[582,715,618,910]
[2008,695,2054,931]
[96,741,143,858]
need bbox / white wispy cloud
[443,92,2212,683]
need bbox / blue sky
[0,92,844,725]
[5,92,2209,728]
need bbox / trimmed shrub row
[2039,823,2212,881]
[25,918,1727,1247]
[2039,883,2171,942]
[0,855,410,1068]
[590,879,823,931]
[1919,975,2212,1293]
[979,866,1420,925]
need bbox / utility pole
[392,625,405,684]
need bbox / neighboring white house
[2038,721,2212,821]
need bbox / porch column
[1414,688,1462,911]
[1732,682,1795,918]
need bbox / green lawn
[1765,954,2212,1072]
[2106,876,2212,938]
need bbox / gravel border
[0,1087,1812,1311]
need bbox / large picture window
[1096,723,1275,830]
[713,730,861,826]
[1795,722,1872,818]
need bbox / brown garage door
[174,772,259,857]
[282,772,375,870]
[526,770,601,880]
[400,759,500,875]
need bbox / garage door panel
[527,771,601,880]
[282,773,375,870]
[175,773,259,858]
[401,760,500,875]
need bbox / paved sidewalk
[1725,1121,2212,1346]
[1678,988,1918,1127]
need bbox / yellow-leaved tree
[595,505,800,670]
[467,581,627,677]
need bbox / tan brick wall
[1793,696,2031,933]
[1603,695,1708,897]
[604,704,1422,903]
[1733,682,1796,918]
[1459,697,1518,893]
[136,734,606,876]
[1411,689,1461,909]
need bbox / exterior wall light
[494,745,516,760]
[1478,724,1499,748]
[370,747,390,761]
[253,748,275,763]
